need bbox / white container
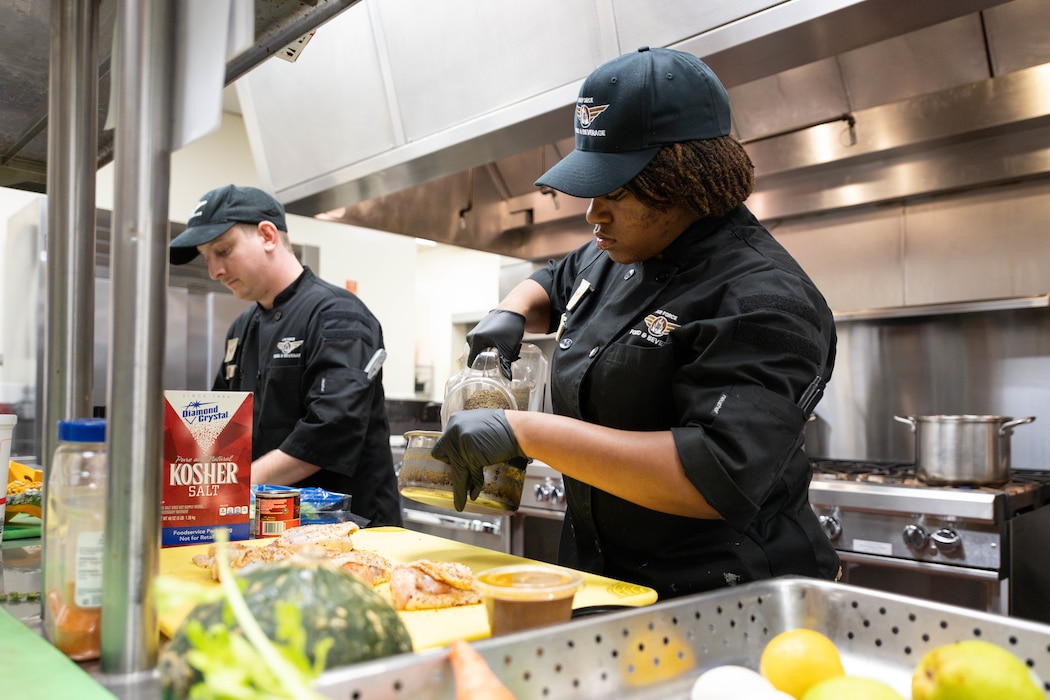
[42,418,107,661]
[0,413,16,535]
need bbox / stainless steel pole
[44,0,99,468]
[99,0,173,676]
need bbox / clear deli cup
[475,564,584,636]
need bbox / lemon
[759,628,846,699]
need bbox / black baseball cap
[169,184,287,265]
[536,46,732,199]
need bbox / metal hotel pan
[313,577,1050,699]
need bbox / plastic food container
[475,564,584,636]
[509,343,549,412]
[441,351,518,429]
[397,430,525,514]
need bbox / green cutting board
[0,608,116,699]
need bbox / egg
[691,665,778,700]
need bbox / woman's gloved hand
[432,409,527,511]
[466,310,526,380]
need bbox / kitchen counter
[159,527,658,650]
[1,533,120,699]
[1,526,657,698]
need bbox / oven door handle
[838,551,1002,581]
[402,508,502,535]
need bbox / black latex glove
[466,309,526,380]
[431,409,527,511]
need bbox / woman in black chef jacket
[432,47,840,599]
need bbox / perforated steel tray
[313,577,1050,699]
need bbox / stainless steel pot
[893,414,1035,486]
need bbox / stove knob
[551,484,565,505]
[534,483,552,502]
[817,514,841,541]
[903,524,929,550]
[931,527,961,553]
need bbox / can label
[255,490,301,538]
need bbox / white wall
[0,187,46,398]
[1,109,508,404]
[415,244,504,402]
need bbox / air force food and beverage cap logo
[576,102,609,128]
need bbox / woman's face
[585,187,698,264]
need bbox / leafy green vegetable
[156,531,329,700]
[7,488,42,507]
[159,530,413,700]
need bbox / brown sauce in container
[476,565,583,636]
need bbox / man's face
[197,224,266,301]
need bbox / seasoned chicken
[191,540,299,580]
[331,549,394,587]
[390,560,482,611]
[191,522,360,579]
[271,520,359,553]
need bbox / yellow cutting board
[158,526,657,650]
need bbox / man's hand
[432,409,527,511]
[466,310,526,380]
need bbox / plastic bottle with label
[42,418,107,660]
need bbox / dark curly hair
[624,136,754,219]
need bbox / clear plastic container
[398,429,525,514]
[446,343,549,415]
[510,343,549,412]
[440,350,517,429]
[475,564,584,635]
[43,418,107,661]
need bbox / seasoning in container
[463,388,513,410]
[254,489,301,537]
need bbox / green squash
[160,553,413,699]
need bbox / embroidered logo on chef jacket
[576,101,609,135]
[274,337,304,359]
[629,311,681,345]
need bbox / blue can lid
[57,418,107,443]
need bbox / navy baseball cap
[169,184,287,265]
[536,47,732,199]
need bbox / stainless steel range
[808,460,1050,623]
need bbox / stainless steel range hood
[0,0,360,192]
[231,0,1050,261]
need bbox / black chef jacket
[530,205,839,598]
[213,267,402,527]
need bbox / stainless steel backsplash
[808,306,1050,469]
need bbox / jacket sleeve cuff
[671,425,760,531]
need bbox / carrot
[449,639,517,700]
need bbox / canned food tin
[254,490,300,538]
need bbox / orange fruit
[759,628,846,699]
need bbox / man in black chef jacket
[432,47,839,598]
[169,184,402,527]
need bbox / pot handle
[1000,416,1036,435]
[894,415,917,433]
